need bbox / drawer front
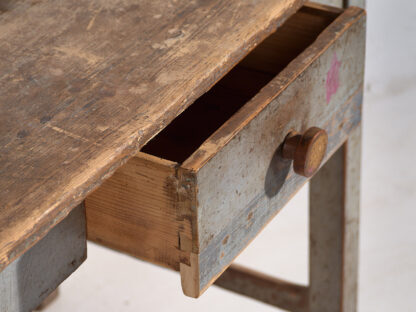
[180,6,365,296]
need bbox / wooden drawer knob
[282,127,328,177]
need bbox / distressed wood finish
[215,264,308,312]
[309,125,361,312]
[0,0,305,271]
[182,8,365,296]
[0,204,86,312]
[86,5,365,297]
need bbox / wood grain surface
[0,0,305,271]
[85,153,191,271]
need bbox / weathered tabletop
[0,0,305,270]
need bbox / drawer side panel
[85,154,190,271]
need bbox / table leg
[309,125,361,312]
[0,204,86,312]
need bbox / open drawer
[85,3,365,298]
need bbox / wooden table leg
[216,264,308,312]
[309,125,361,312]
[0,204,86,312]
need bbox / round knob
[282,127,328,177]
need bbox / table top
[0,0,303,270]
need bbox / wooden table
[0,0,365,311]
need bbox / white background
[44,0,416,311]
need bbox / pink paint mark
[326,52,341,104]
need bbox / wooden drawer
[85,3,365,298]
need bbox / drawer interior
[142,4,342,163]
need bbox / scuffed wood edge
[177,166,201,297]
[180,253,200,298]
